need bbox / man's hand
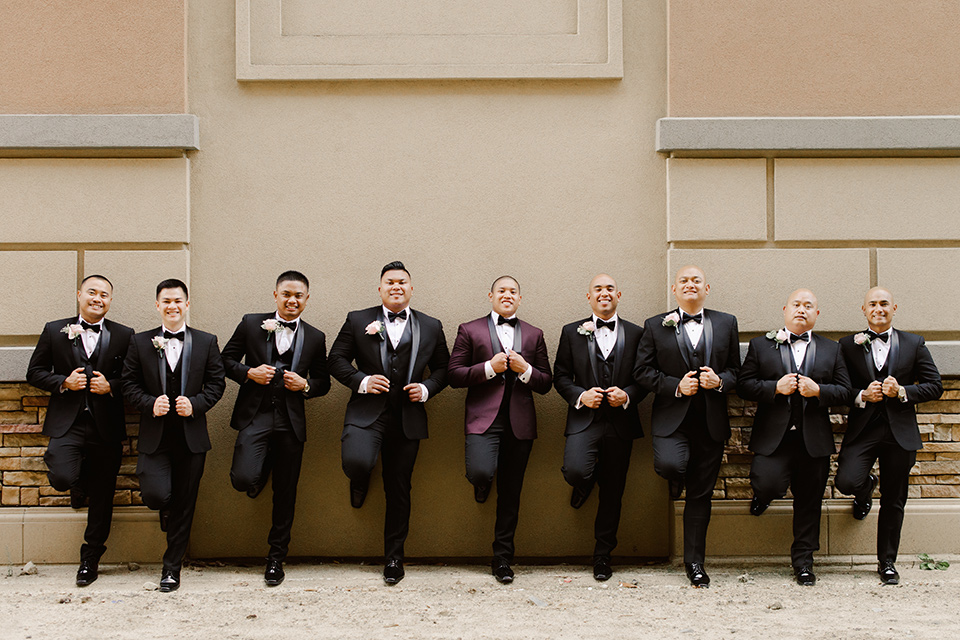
[604,386,628,407]
[404,383,423,402]
[489,352,509,374]
[63,367,88,392]
[247,364,276,385]
[153,394,170,417]
[698,366,721,390]
[580,387,605,409]
[366,374,390,394]
[88,371,111,395]
[507,350,529,374]
[175,396,193,417]
[776,373,798,395]
[882,375,901,398]
[283,370,307,392]
[797,375,820,398]
[862,380,884,403]
[678,370,699,396]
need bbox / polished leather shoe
[878,561,899,585]
[159,570,180,593]
[593,557,612,582]
[350,481,369,509]
[383,559,404,585]
[794,566,816,586]
[750,495,770,517]
[668,478,685,500]
[570,482,594,509]
[264,560,284,586]
[853,474,878,520]
[247,477,269,499]
[69,486,87,510]
[492,557,514,584]
[684,562,710,588]
[75,560,98,587]
[474,483,491,504]
[159,509,171,533]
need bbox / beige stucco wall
[668,0,960,116]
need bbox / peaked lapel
[68,330,86,370]
[672,311,692,369]
[405,311,420,385]
[862,333,876,377]
[157,331,168,397]
[779,338,791,376]
[888,329,900,377]
[612,320,626,382]
[96,322,112,371]
[290,323,304,372]
[181,328,193,397]
[513,321,523,358]
[803,335,816,378]
[378,310,389,376]
[487,315,504,355]
[702,311,714,368]
[585,324,601,387]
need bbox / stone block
[0,401,21,411]
[667,158,767,241]
[113,491,131,506]
[21,396,49,407]
[935,425,954,441]
[0,458,20,471]
[0,412,38,425]
[0,252,77,335]
[20,447,45,456]
[918,461,960,475]
[1,487,18,505]
[116,476,140,490]
[915,452,936,461]
[0,448,19,457]
[924,442,960,451]
[3,471,47,486]
[0,387,21,401]
[908,486,921,498]
[775,159,960,241]
[39,497,70,506]
[667,249,869,332]
[20,457,46,471]
[3,434,47,447]
[937,475,960,484]
[39,486,67,496]
[0,424,43,433]
[20,488,38,506]
[938,453,960,460]
[717,464,751,478]
[878,249,960,332]
[921,485,960,498]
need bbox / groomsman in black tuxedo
[221,271,330,586]
[328,261,449,585]
[121,279,225,592]
[555,274,645,582]
[634,265,740,587]
[448,276,553,584]
[836,287,941,585]
[27,275,134,586]
[740,289,851,586]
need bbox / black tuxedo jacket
[634,309,740,442]
[121,326,226,455]
[221,313,331,442]
[554,317,645,440]
[740,332,851,457]
[328,306,449,440]
[27,317,135,441]
[839,329,942,451]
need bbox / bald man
[634,265,740,587]
[739,289,851,586]
[554,274,646,581]
[835,288,941,585]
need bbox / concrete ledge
[0,115,199,153]
[657,117,960,157]
[0,347,34,382]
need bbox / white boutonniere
[262,318,283,336]
[853,332,872,351]
[60,324,84,342]
[577,321,596,340]
[366,320,385,341]
[662,311,681,332]
[152,336,169,354]
[766,328,790,348]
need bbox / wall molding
[0,115,199,155]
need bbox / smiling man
[739,289,851,586]
[448,275,552,584]
[27,275,134,587]
[121,278,225,592]
[328,261,449,585]
[835,287,942,585]
[220,271,330,586]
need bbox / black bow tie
[387,310,407,323]
[497,315,518,327]
[789,332,809,344]
[681,312,702,324]
[80,321,100,333]
[595,319,616,331]
[277,320,297,330]
[867,330,889,343]
[163,330,185,341]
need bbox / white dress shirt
[789,330,810,370]
[681,308,705,349]
[163,323,186,371]
[79,316,103,358]
[359,306,428,402]
[274,314,299,355]
[855,328,908,407]
[575,314,630,410]
[484,311,533,383]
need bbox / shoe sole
[159,585,180,593]
[265,579,284,586]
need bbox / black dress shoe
[159,570,180,593]
[684,562,710,588]
[76,560,98,587]
[593,557,612,582]
[878,561,899,585]
[264,560,285,586]
[474,483,491,504]
[247,477,269,499]
[70,487,87,510]
[668,478,684,500]
[794,566,816,586]
[350,481,369,509]
[570,482,594,509]
[492,557,514,584]
[750,495,770,517]
[159,509,171,533]
[853,474,879,520]
[383,559,404,585]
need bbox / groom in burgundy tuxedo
[448,275,552,584]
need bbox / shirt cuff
[359,375,370,393]
[575,391,586,410]
[518,364,533,385]
[419,383,429,403]
[484,361,496,380]
[675,384,683,398]
[622,395,630,410]
[855,390,866,408]
[899,386,909,403]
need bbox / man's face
[275,280,309,321]
[156,287,189,330]
[77,278,112,323]
[587,274,620,319]
[379,270,412,312]
[489,278,521,317]
[671,266,709,311]
[783,289,819,334]
[862,288,896,333]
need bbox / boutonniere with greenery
[61,324,84,343]
[853,332,872,351]
[577,321,596,340]
[662,311,680,333]
[152,336,169,355]
[262,318,284,338]
[765,328,790,348]
[366,320,385,341]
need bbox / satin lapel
[157,333,167,397]
[405,312,420,384]
[261,319,274,365]
[673,318,692,369]
[290,324,304,372]
[703,312,714,368]
[69,332,86,370]
[586,330,601,387]
[487,316,504,354]
[379,311,389,376]
[803,336,816,378]
[513,321,523,359]
[863,335,875,377]
[611,322,626,383]
[888,330,900,376]
[96,323,112,371]
[779,341,791,376]
[181,329,193,397]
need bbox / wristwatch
[302,380,311,396]
[898,385,907,402]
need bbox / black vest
[789,347,805,430]
[257,338,294,423]
[386,325,413,410]
[594,346,617,424]
[682,329,707,411]
[76,337,103,415]
[868,353,891,427]
[161,354,187,448]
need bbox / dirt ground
[2,558,958,640]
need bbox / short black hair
[380,261,410,279]
[80,274,113,291]
[491,275,520,293]
[276,270,309,290]
[156,278,189,300]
